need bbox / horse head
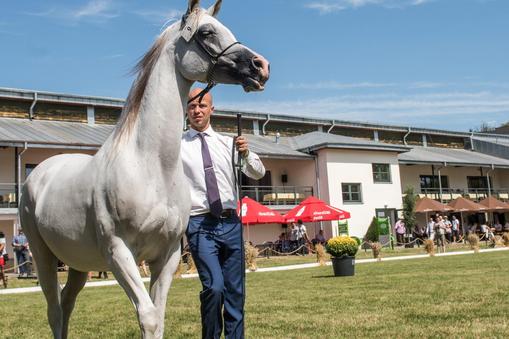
[175,0,270,92]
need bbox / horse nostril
[251,56,264,70]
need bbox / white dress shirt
[181,126,266,216]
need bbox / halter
[187,37,241,104]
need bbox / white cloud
[306,0,434,14]
[24,0,118,23]
[132,8,183,26]
[217,91,509,130]
[72,0,118,19]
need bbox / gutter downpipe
[313,152,323,231]
[16,142,28,206]
[436,162,446,203]
[29,92,38,120]
[327,120,336,134]
[403,127,411,146]
[470,132,475,151]
[261,114,270,136]
[486,164,494,196]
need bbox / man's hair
[297,219,303,224]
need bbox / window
[25,164,37,179]
[372,163,391,183]
[419,175,449,190]
[467,176,490,190]
[342,183,362,203]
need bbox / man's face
[187,93,214,132]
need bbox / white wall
[319,149,403,239]
[261,158,316,188]
[0,219,15,257]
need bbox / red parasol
[283,196,350,223]
[238,196,284,224]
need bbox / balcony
[0,183,17,208]
[416,188,509,202]
[242,185,314,206]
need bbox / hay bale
[173,258,185,279]
[503,233,509,247]
[315,243,326,266]
[467,234,480,253]
[245,242,258,272]
[186,254,197,274]
[424,239,435,256]
[369,242,382,261]
[490,235,504,248]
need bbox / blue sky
[1,0,508,131]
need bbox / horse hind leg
[22,224,63,339]
[61,268,88,339]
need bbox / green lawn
[1,251,508,338]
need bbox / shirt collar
[188,125,215,139]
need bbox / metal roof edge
[398,160,509,169]
[300,142,410,153]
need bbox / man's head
[18,229,23,234]
[297,219,303,225]
[187,88,214,132]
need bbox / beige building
[1,87,509,258]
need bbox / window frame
[342,182,363,204]
[372,163,392,184]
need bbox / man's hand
[235,136,249,158]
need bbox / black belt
[192,209,237,219]
[217,209,236,219]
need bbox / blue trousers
[186,213,245,339]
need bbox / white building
[1,87,509,257]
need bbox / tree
[402,186,417,233]
[363,216,379,242]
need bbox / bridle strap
[187,39,241,104]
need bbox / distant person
[444,216,453,242]
[494,222,503,233]
[412,224,425,247]
[451,215,460,242]
[314,229,326,245]
[12,229,31,277]
[290,223,299,252]
[435,217,446,253]
[0,231,7,287]
[294,220,308,255]
[504,222,509,232]
[427,217,435,240]
[394,218,406,246]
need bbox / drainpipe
[436,162,446,203]
[469,132,475,151]
[403,127,411,146]
[16,142,28,205]
[29,92,38,120]
[313,153,323,231]
[261,114,271,135]
[327,120,336,134]
[486,164,494,196]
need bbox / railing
[0,183,18,208]
[417,188,509,202]
[241,185,314,206]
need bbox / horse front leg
[106,238,159,338]
[148,245,182,339]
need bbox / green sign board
[338,220,349,236]
[377,217,390,236]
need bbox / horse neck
[128,49,191,167]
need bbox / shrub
[325,236,359,258]
[402,186,417,232]
[363,217,379,243]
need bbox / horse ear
[186,0,201,16]
[207,0,222,17]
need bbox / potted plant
[325,236,359,276]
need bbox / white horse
[18,0,269,338]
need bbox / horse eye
[201,30,214,37]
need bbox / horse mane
[113,30,172,143]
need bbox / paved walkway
[1,247,507,295]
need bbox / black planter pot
[331,256,355,276]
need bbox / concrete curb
[1,247,507,295]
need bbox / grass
[1,251,508,338]
[4,242,498,288]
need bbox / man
[12,228,31,277]
[182,88,265,339]
[427,217,435,240]
[393,218,406,246]
[294,220,308,254]
[451,215,460,242]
